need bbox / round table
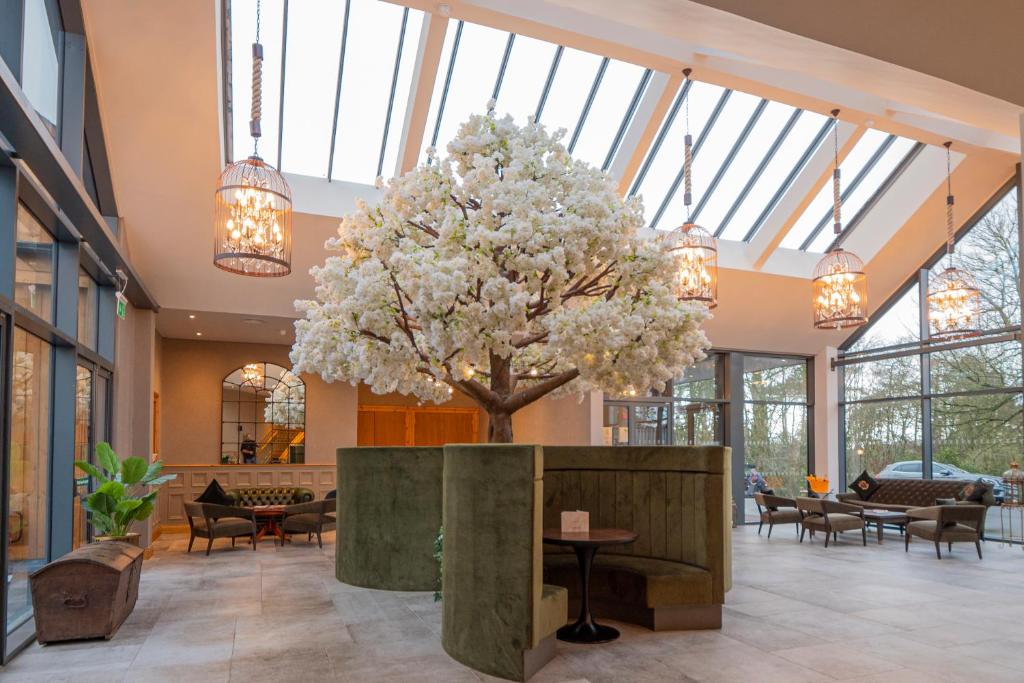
[542,528,638,644]
[252,505,287,544]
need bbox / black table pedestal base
[556,619,619,644]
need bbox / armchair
[905,504,985,559]
[796,498,866,547]
[281,499,336,549]
[752,493,801,539]
[183,502,257,555]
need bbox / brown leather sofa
[225,486,315,506]
[836,478,996,512]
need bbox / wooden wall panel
[358,406,479,447]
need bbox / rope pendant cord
[945,141,955,256]
[831,109,841,235]
[682,68,693,220]
[250,0,264,152]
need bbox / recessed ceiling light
[279,329,287,336]
[196,332,203,336]
[242,318,264,325]
[188,314,196,319]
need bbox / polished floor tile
[1,526,1019,682]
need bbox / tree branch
[503,368,580,413]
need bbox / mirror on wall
[221,362,305,464]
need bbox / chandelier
[812,110,867,329]
[242,363,264,388]
[927,142,981,340]
[667,69,718,308]
[214,0,292,277]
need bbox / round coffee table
[252,505,287,544]
[542,528,638,644]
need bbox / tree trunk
[487,411,514,443]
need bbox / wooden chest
[29,541,144,643]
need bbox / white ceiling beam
[394,11,448,176]
[747,120,861,270]
[607,70,681,195]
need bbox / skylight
[781,131,919,252]
[628,81,831,238]
[423,21,651,170]
[228,0,423,182]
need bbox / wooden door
[358,406,479,446]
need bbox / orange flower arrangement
[805,475,831,495]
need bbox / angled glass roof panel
[494,35,559,123]
[534,48,603,143]
[568,60,649,169]
[229,0,284,166]
[378,8,426,180]
[656,90,762,231]
[629,80,727,228]
[330,1,423,184]
[424,22,509,158]
[780,128,891,250]
[278,0,346,178]
[803,136,918,252]
[722,110,830,241]
[693,101,795,238]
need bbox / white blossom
[292,109,710,420]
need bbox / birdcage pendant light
[812,110,868,329]
[927,142,981,340]
[214,0,293,277]
[667,69,718,309]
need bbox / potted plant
[75,442,176,546]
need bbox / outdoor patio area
[2,527,1021,683]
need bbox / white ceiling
[81,0,1020,352]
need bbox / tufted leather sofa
[837,478,996,511]
[226,487,315,507]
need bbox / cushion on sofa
[958,479,990,503]
[196,479,232,506]
[544,554,713,608]
[849,470,880,500]
[536,584,568,642]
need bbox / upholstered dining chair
[904,504,985,559]
[183,502,258,555]
[281,498,336,548]
[795,497,866,547]
[753,493,802,539]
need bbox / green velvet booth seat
[336,447,443,590]
[441,444,568,683]
[226,487,314,506]
[542,446,731,631]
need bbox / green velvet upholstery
[336,447,443,590]
[542,446,731,630]
[226,487,314,506]
[441,444,566,682]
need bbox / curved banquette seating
[542,446,731,630]
[335,447,444,590]
[441,444,567,682]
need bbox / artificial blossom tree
[291,109,711,442]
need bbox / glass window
[743,355,806,403]
[15,203,55,322]
[534,47,603,138]
[630,80,726,228]
[781,131,917,251]
[931,189,1020,331]
[844,399,922,484]
[931,342,1022,395]
[742,356,808,500]
[932,393,1022,481]
[21,0,62,139]
[720,111,830,241]
[851,284,920,352]
[672,356,720,401]
[9,328,52,634]
[330,1,423,183]
[78,268,98,349]
[494,35,558,122]
[567,60,648,169]
[222,362,305,464]
[74,366,93,550]
[673,402,722,446]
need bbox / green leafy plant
[75,442,177,538]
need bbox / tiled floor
[2,525,1022,682]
